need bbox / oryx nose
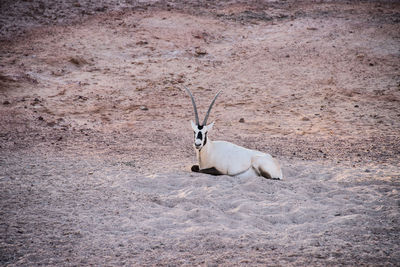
[195,140,202,146]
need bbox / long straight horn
[184,85,200,125]
[202,90,222,126]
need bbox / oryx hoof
[191,165,200,172]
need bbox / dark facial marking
[197,125,204,130]
[197,131,203,140]
[204,132,207,146]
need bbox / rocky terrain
[1,0,399,265]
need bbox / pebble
[195,47,207,56]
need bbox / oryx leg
[191,165,224,176]
[251,155,282,180]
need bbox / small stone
[47,121,56,127]
[301,117,310,121]
[77,95,88,101]
[69,56,89,66]
[3,100,10,105]
[354,104,359,108]
[195,47,207,56]
[136,40,148,45]
[239,118,245,123]
[38,116,44,121]
[139,106,148,111]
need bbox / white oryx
[184,86,283,180]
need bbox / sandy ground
[1,0,399,265]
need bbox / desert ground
[0,0,399,266]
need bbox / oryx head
[184,85,221,150]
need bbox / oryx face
[191,121,214,150]
[184,85,221,151]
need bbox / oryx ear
[190,120,198,131]
[206,121,215,131]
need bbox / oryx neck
[198,137,212,168]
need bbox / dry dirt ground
[1,0,399,266]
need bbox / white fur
[191,122,283,180]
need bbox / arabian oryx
[184,86,283,180]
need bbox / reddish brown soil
[1,1,399,266]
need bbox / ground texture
[0,0,399,266]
